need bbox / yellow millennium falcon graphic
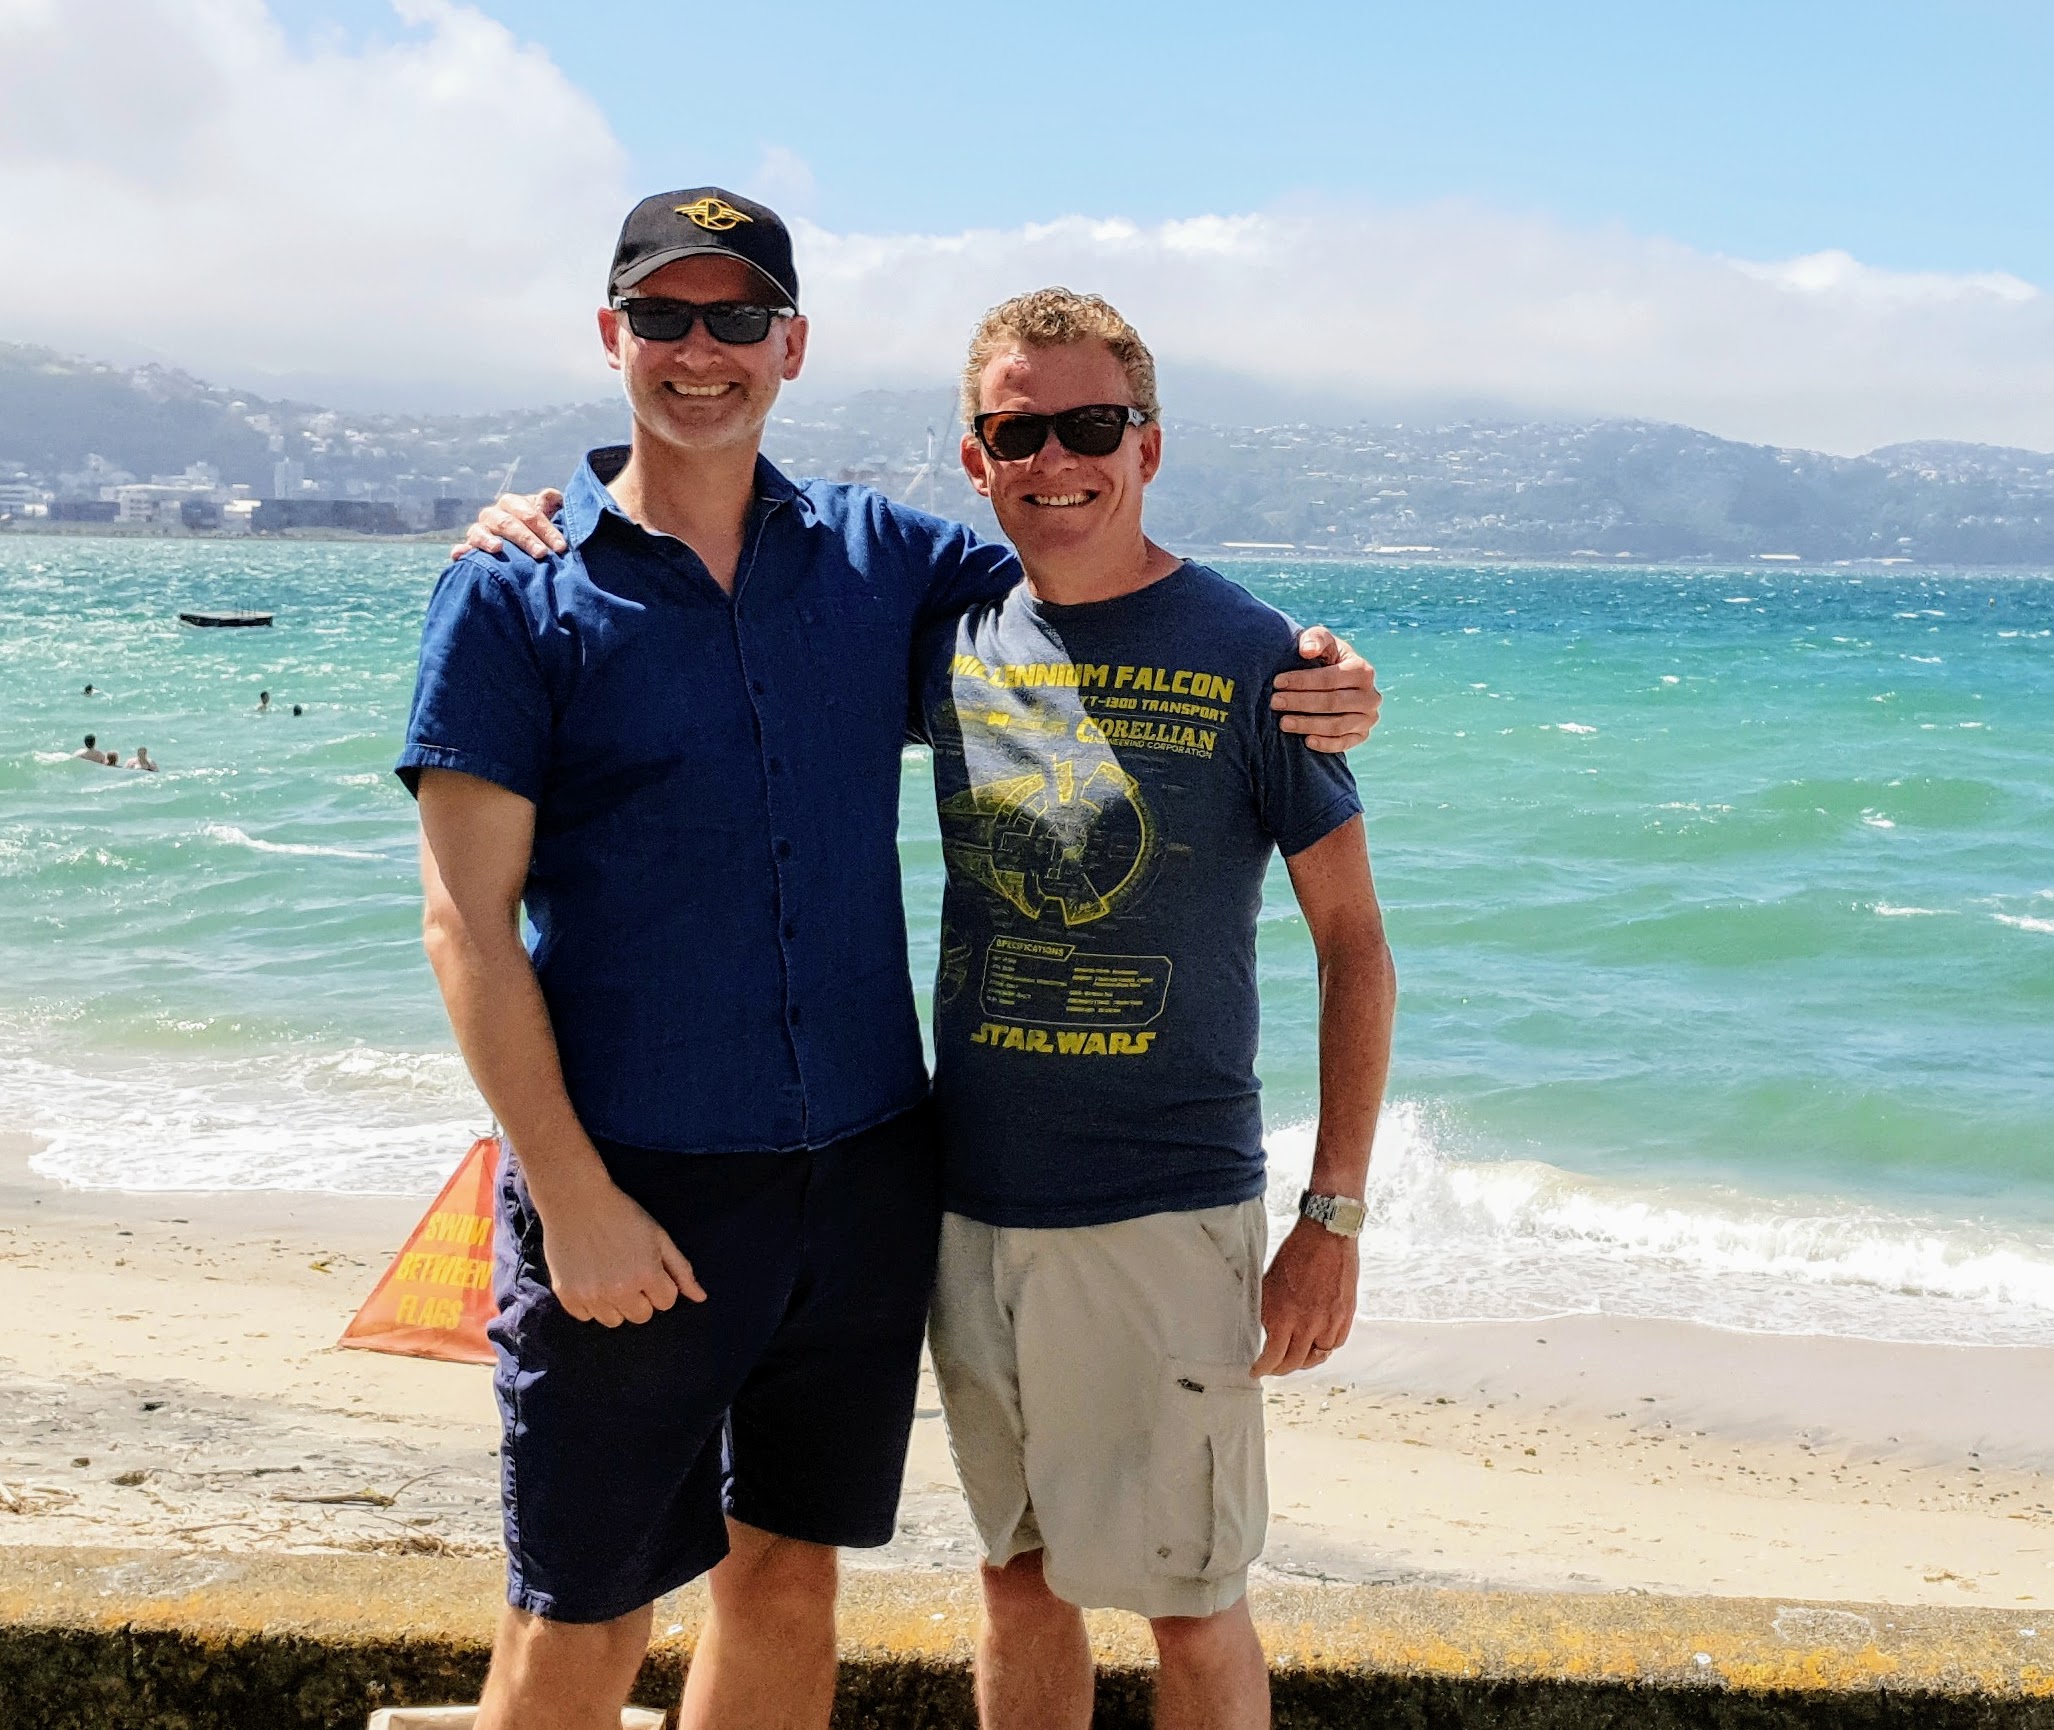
[937,921,974,1006]
[939,756,1157,927]
[675,196,752,231]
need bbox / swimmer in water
[125,746,158,772]
[72,734,110,763]
[258,690,272,714]
[292,704,303,717]
[83,683,96,696]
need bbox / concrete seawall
[6,1546,2054,1728]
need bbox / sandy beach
[5,1128,2052,1611]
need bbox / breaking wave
[8,1037,482,1196]
[200,822,385,862]
[1263,1106,2054,1348]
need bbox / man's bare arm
[417,767,704,1326]
[1253,815,1396,1377]
[452,496,1385,752]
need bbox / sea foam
[201,822,383,863]
[8,1038,483,1196]
[1263,1108,2054,1349]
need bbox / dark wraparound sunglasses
[614,298,794,345]
[973,403,1149,463]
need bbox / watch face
[1331,1196,1367,1236]
[1300,1190,1367,1236]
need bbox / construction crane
[900,427,940,514]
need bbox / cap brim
[611,244,793,307]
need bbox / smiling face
[598,254,808,458]
[962,339,1161,570]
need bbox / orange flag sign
[339,1135,502,1365]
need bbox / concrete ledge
[5,1547,2054,1728]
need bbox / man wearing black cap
[405,188,1380,1730]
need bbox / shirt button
[775,839,793,859]
[751,680,767,696]
[787,1006,803,1026]
[768,757,784,775]
[782,921,797,940]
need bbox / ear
[780,314,810,383]
[1137,420,1164,485]
[598,305,626,375]
[961,431,993,500]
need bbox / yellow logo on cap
[675,197,752,232]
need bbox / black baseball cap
[608,187,799,308]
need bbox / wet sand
[5,1131,2052,1607]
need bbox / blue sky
[274,0,2054,283]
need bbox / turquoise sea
[3,539,2049,1345]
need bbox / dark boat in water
[178,612,274,628]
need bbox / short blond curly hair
[959,287,1160,426]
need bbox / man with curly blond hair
[916,287,1396,1729]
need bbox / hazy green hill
[3,343,2050,562]
[0,346,278,484]
[0,343,627,501]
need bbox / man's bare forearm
[421,884,608,1210]
[1309,921,1397,1197]
[426,919,574,1141]
[1258,821,1393,1377]
[1282,817,1397,1198]
[414,772,698,1324]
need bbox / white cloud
[2,2,2051,450]
[1735,249,2038,307]
[0,0,627,408]
[745,146,819,220]
[790,207,2054,453]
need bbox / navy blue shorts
[489,1106,941,1623]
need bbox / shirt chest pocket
[546,624,762,844]
[793,595,907,724]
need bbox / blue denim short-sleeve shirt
[397,447,1017,1155]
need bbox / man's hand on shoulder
[1271,627,1382,753]
[450,489,568,563]
[1253,1217,1358,1377]
[527,1160,707,1328]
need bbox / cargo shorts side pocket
[1149,1359,1268,1580]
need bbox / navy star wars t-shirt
[913,562,1362,1228]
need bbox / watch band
[1299,1188,1367,1237]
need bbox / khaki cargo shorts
[929,1198,1268,1620]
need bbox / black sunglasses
[973,403,1149,463]
[613,297,793,345]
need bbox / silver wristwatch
[1298,1189,1367,1237]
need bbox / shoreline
[1326,1311,2054,1473]
[0,522,457,547]
[5,1132,2052,1606]
[6,521,2053,573]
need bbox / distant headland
[2,341,2050,565]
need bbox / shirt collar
[562,446,809,548]
[754,452,803,509]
